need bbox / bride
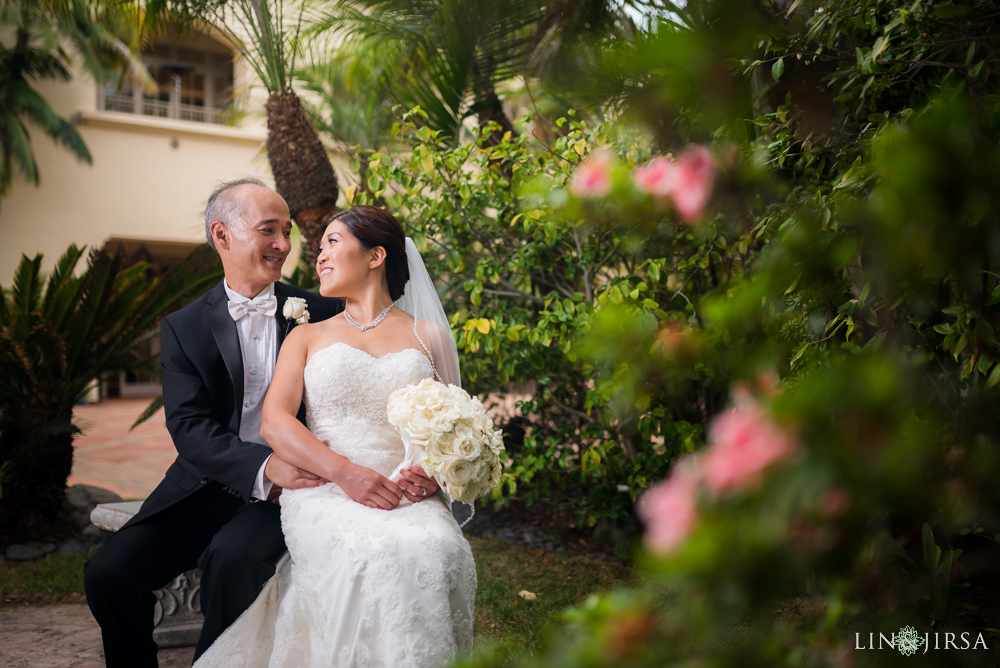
[194,206,476,667]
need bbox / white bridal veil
[396,237,461,388]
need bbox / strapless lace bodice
[304,342,434,477]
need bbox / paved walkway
[1,399,182,667]
[69,397,176,500]
[0,604,194,667]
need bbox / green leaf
[131,397,164,431]
[790,343,809,367]
[923,524,941,571]
[986,364,1000,389]
[771,58,785,81]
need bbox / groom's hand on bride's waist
[264,455,326,493]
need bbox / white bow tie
[228,294,278,321]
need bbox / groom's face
[215,186,292,296]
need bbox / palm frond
[10,254,43,319]
[0,108,40,190]
[131,396,164,431]
[41,244,86,331]
[10,83,92,164]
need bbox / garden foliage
[347,0,999,663]
[350,110,738,532]
[0,245,222,536]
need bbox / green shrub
[349,109,752,533]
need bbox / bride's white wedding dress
[195,342,477,668]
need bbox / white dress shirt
[224,280,278,501]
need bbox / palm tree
[307,0,639,143]
[0,0,148,198]
[163,0,340,266]
[307,0,537,143]
[0,244,223,537]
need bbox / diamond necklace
[344,300,394,332]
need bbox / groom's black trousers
[84,481,287,667]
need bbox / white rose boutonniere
[283,297,310,325]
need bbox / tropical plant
[295,41,399,205]
[306,0,639,143]
[0,244,223,538]
[348,111,733,537]
[447,0,1000,664]
[0,0,148,197]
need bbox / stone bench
[90,501,204,648]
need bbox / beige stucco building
[0,28,277,281]
[0,27,289,397]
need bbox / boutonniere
[283,297,310,325]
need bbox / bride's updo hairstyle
[324,206,410,301]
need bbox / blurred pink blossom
[822,487,850,517]
[570,149,615,197]
[639,457,700,554]
[702,401,796,495]
[633,156,678,199]
[671,145,715,223]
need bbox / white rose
[405,415,436,442]
[425,431,456,462]
[283,297,309,324]
[454,435,482,461]
[429,414,454,436]
[440,458,476,487]
[488,431,504,455]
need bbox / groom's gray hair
[205,177,268,250]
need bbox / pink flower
[633,156,677,199]
[671,145,715,223]
[821,487,850,517]
[702,401,796,495]
[570,149,615,197]
[638,457,700,554]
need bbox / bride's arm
[261,328,404,510]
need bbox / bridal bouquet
[387,378,504,503]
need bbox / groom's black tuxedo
[85,280,341,668]
[130,280,340,525]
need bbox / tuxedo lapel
[274,282,290,349]
[206,282,244,431]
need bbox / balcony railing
[98,90,225,125]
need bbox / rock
[6,544,45,562]
[40,543,57,554]
[58,540,84,556]
[81,523,109,538]
[64,484,124,528]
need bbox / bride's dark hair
[324,206,410,301]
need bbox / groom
[84,178,342,667]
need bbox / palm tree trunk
[470,58,515,147]
[265,90,340,266]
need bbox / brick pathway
[69,398,176,500]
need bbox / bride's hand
[339,462,404,510]
[398,466,439,503]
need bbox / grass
[0,549,95,606]
[0,537,633,659]
[467,535,633,662]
